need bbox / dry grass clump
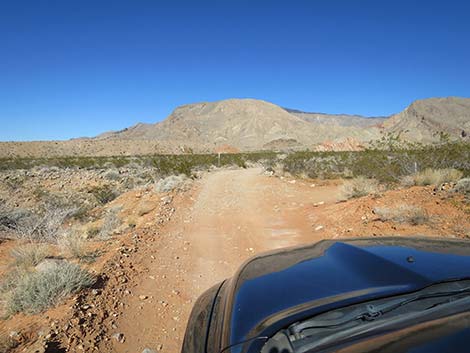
[374,205,430,225]
[410,168,463,186]
[98,206,122,239]
[10,243,49,268]
[340,176,379,200]
[155,175,189,193]
[59,231,87,259]
[1,261,94,316]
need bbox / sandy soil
[98,168,340,353]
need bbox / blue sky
[1,0,469,141]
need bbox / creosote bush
[2,261,94,315]
[340,177,379,200]
[374,205,430,225]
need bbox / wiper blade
[291,286,470,335]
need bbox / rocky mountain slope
[1,97,469,157]
[98,99,381,151]
[383,97,470,142]
[284,108,387,127]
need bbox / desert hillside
[98,99,381,150]
[384,97,470,141]
[1,97,469,157]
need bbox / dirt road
[101,168,340,353]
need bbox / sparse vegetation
[103,169,122,181]
[0,201,77,242]
[410,168,463,186]
[374,205,430,225]
[281,140,470,183]
[86,226,100,238]
[340,177,379,199]
[89,184,119,205]
[98,206,122,239]
[455,178,470,195]
[155,174,189,193]
[0,152,277,175]
[2,261,94,315]
[10,243,49,268]
[0,334,18,353]
[59,231,87,260]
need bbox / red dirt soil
[1,168,470,353]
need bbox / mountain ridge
[1,96,469,157]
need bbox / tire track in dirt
[104,168,339,353]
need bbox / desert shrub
[0,201,76,242]
[281,141,470,183]
[0,334,18,353]
[86,226,100,238]
[2,261,94,315]
[340,177,379,199]
[454,178,470,195]
[10,243,49,268]
[0,205,29,233]
[98,206,122,239]
[12,203,78,242]
[59,231,87,259]
[3,175,26,191]
[104,169,122,181]
[411,168,463,186]
[155,175,189,193]
[32,186,48,201]
[374,205,429,225]
[89,184,118,205]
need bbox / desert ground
[1,163,470,353]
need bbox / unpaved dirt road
[102,168,340,353]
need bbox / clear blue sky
[1,0,469,141]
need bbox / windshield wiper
[290,286,470,335]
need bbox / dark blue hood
[220,237,470,351]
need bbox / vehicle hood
[220,237,470,350]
